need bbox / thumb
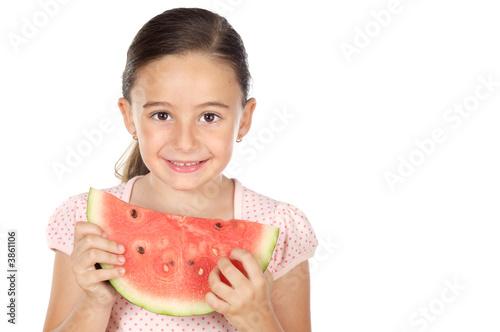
[264,269,274,289]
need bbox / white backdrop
[1,0,500,331]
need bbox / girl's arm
[43,252,114,331]
[43,222,125,332]
[271,261,312,332]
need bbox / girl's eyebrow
[143,101,173,109]
[196,101,230,109]
[142,101,230,109]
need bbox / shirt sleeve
[267,202,318,280]
[46,193,88,256]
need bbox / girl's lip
[165,159,208,173]
[169,160,203,165]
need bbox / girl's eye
[153,112,171,121]
[200,113,220,123]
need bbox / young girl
[44,7,317,332]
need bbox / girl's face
[119,52,255,192]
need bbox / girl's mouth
[166,159,207,173]
[169,161,203,167]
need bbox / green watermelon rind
[86,187,279,316]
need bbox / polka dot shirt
[46,176,318,331]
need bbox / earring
[132,132,138,141]
[236,134,243,143]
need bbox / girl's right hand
[70,221,126,308]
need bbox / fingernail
[118,244,125,253]
[118,256,125,264]
[101,232,107,238]
[118,268,125,275]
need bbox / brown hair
[114,7,252,182]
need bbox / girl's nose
[170,122,198,152]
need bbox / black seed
[215,222,222,228]
[137,246,145,254]
[188,260,194,266]
[169,261,175,266]
[131,209,138,218]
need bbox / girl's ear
[238,98,257,137]
[118,97,136,135]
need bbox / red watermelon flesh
[86,188,279,316]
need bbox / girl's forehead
[137,53,237,86]
[131,53,242,105]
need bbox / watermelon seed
[163,264,169,272]
[212,248,219,256]
[137,246,145,254]
[215,222,222,228]
[188,260,194,266]
[131,209,138,218]
[198,268,203,275]
[169,260,175,265]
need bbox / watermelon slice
[86,188,279,316]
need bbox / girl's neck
[129,173,235,220]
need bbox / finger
[263,269,274,289]
[78,266,125,289]
[74,233,125,257]
[229,248,264,283]
[74,221,106,242]
[71,233,125,274]
[205,291,230,314]
[74,247,126,272]
[208,265,234,299]
[217,256,248,288]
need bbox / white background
[1,0,500,331]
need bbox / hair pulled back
[115,7,251,182]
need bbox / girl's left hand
[205,248,282,332]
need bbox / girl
[44,7,317,332]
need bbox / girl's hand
[205,248,282,332]
[71,221,126,308]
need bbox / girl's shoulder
[49,180,130,220]
[235,181,318,279]
[236,180,311,225]
[46,181,130,255]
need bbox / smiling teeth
[170,161,202,167]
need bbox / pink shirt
[46,176,317,331]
